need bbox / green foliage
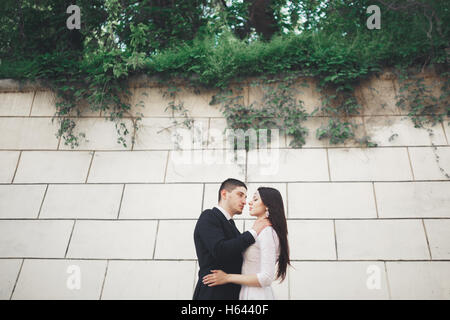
[0,0,448,148]
[215,76,309,150]
[395,66,450,128]
[316,118,356,145]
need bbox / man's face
[223,186,247,215]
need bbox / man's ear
[221,189,227,200]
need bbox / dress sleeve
[256,227,279,287]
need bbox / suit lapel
[212,207,238,237]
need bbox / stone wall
[0,71,449,299]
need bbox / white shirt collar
[215,205,232,220]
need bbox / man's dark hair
[218,178,247,202]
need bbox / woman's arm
[203,228,279,288]
[255,227,278,287]
[203,270,261,287]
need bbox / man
[193,178,271,300]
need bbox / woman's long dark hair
[257,187,290,282]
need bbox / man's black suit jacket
[193,207,256,300]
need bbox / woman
[202,187,290,300]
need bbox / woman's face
[248,191,266,218]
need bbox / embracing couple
[193,178,290,300]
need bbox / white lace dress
[239,226,280,300]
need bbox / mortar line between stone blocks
[406,147,415,181]
[131,127,135,151]
[421,219,433,260]
[441,121,449,145]
[206,117,211,148]
[3,179,450,185]
[391,77,402,116]
[28,90,36,117]
[84,151,95,183]
[99,260,110,300]
[244,150,248,183]
[56,130,62,150]
[152,220,160,259]
[10,151,22,183]
[116,184,126,219]
[200,184,205,212]
[9,259,25,300]
[192,260,198,294]
[3,257,450,262]
[333,220,338,260]
[0,114,440,119]
[2,145,450,152]
[325,148,331,181]
[163,151,170,183]
[288,265,291,300]
[372,182,379,219]
[384,261,392,300]
[2,217,450,222]
[64,220,77,258]
[36,184,49,219]
[285,183,289,219]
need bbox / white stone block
[288,220,336,260]
[375,182,450,218]
[0,92,33,116]
[129,87,174,117]
[0,151,19,183]
[134,117,209,150]
[289,261,389,299]
[67,220,157,259]
[87,151,167,183]
[409,146,450,180]
[119,184,203,219]
[365,116,447,147]
[30,91,101,117]
[208,118,287,149]
[335,219,430,260]
[29,91,56,116]
[289,116,366,148]
[166,149,246,182]
[40,184,123,219]
[0,118,59,150]
[0,220,74,258]
[358,77,401,116]
[387,262,450,299]
[328,147,412,181]
[0,259,22,299]
[154,220,197,259]
[202,183,221,213]
[288,182,377,218]
[59,118,133,150]
[175,88,222,117]
[0,184,46,218]
[102,260,196,299]
[423,219,450,259]
[247,149,329,182]
[12,259,106,300]
[443,121,449,144]
[14,151,92,183]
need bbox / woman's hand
[202,270,229,287]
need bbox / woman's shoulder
[259,226,278,239]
